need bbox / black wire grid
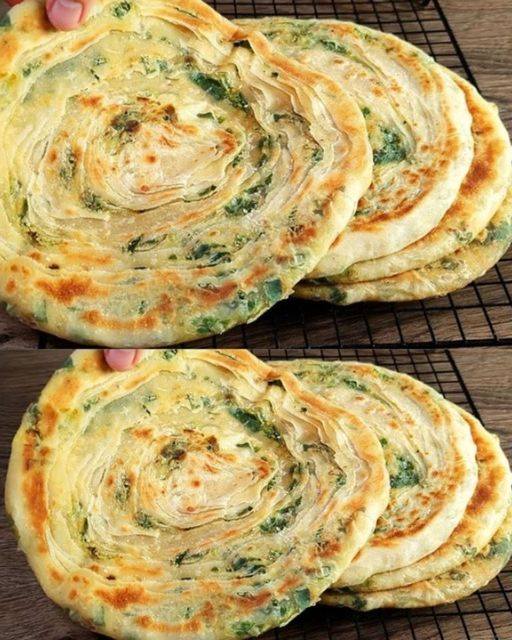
[252,348,512,640]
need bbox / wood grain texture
[0,348,510,640]
[441,0,512,133]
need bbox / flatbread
[356,408,512,591]
[5,349,388,640]
[338,75,512,282]
[0,1,371,346]
[323,505,512,610]
[273,360,478,587]
[296,185,512,304]
[237,18,474,277]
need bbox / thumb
[104,349,144,372]
[46,0,93,30]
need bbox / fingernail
[47,0,84,30]
[104,349,140,372]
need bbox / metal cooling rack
[3,0,511,349]
[253,348,512,640]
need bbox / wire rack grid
[250,348,512,640]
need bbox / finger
[104,349,144,372]
[46,0,92,30]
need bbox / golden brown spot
[36,276,103,304]
[48,149,58,163]
[81,309,158,331]
[50,568,63,582]
[317,538,341,558]
[69,589,78,600]
[0,35,19,64]
[206,436,219,452]
[162,104,176,122]
[230,590,271,611]
[215,130,237,154]
[278,575,301,594]
[6,279,15,293]
[136,615,201,634]
[197,282,237,305]
[23,471,48,553]
[145,154,157,164]
[40,404,59,437]
[244,263,269,287]
[95,585,151,610]
[175,123,198,135]
[79,95,102,108]
[133,427,152,439]
[191,479,201,487]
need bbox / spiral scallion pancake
[5,349,389,640]
[323,505,512,610]
[273,360,478,587]
[0,1,371,346]
[296,186,512,304]
[347,408,512,592]
[237,18,474,277]
[335,75,512,283]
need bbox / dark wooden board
[1,348,511,640]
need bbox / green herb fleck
[229,407,263,433]
[189,70,249,112]
[488,537,512,558]
[311,147,324,163]
[335,472,347,488]
[319,39,349,55]
[82,190,104,212]
[293,587,311,609]
[112,1,131,18]
[60,356,74,370]
[92,55,107,66]
[373,127,407,165]
[232,622,255,637]
[134,511,154,529]
[259,498,302,534]
[124,234,167,253]
[263,278,283,304]
[163,349,177,359]
[22,60,42,77]
[0,14,11,28]
[174,549,205,565]
[59,146,77,185]
[224,174,273,217]
[192,315,229,336]
[115,474,131,505]
[231,557,266,576]
[389,456,420,489]
[188,242,231,266]
[342,377,367,392]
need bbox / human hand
[104,349,144,371]
[5,0,93,30]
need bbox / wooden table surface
[1,348,511,640]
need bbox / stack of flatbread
[0,0,510,346]
[6,350,512,639]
